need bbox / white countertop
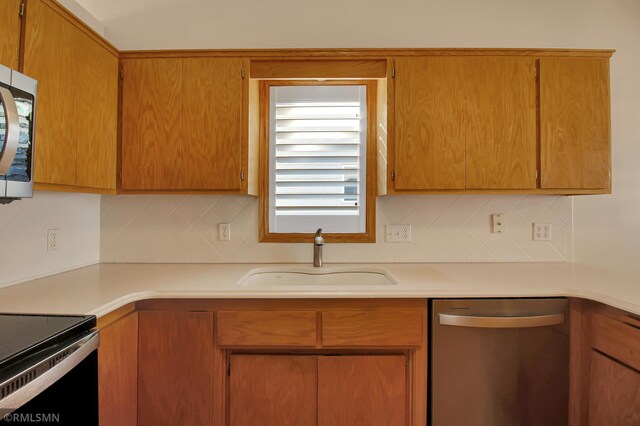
[0,262,637,317]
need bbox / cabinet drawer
[322,311,424,347]
[591,311,640,371]
[216,311,317,347]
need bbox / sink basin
[238,266,397,287]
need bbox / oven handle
[0,86,21,176]
[438,313,565,328]
[0,331,99,413]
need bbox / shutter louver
[269,86,367,233]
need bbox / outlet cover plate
[385,224,411,243]
[533,223,552,241]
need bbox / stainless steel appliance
[431,298,569,426]
[0,64,37,203]
[0,314,99,424]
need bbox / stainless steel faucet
[313,228,325,267]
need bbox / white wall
[0,192,100,288]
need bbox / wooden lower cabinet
[588,350,640,425]
[229,354,407,426]
[98,312,138,426]
[229,355,317,426]
[318,355,406,426]
[137,310,214,426]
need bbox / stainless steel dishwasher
[431,298,568,426]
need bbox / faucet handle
[314,228,325,245]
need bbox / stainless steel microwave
[0,64,37,203]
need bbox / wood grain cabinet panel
[24,0,77,186]
[229,355,317,426]
[393,57,466,190]
[98,312,138,426]
[121,58,183,190]
[217,311,317,347]
[138,311,214,426]
[182,58,244,190]
[540,58,611,189]
[464,57,537,189]
[588,350,640,426]
[74,25,118,189]
[0,0,21,69]
[23,0,118,190]
[322,310,424,347]
[318,355,406,426]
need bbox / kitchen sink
[238,266,397,287]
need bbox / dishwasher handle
[438,312,565,328]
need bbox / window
[259,81,376,243]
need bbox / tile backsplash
[101,194,572,263]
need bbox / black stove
[0,314,95,374]
[0,313,98,425]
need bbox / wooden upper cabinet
[24,0,118,190]
[24,0,76,186]
[74,26,118,189]
[182,58,245,190]
[540,58,611,189]
[464,57,537,189]
[0,0,21,69]
[393,57,466,190]
[121,57,247,191]
[121,58,183,190]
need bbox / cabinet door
[465,57,537,189]
[138,311,214,426]
[24,0,77,186]
[393,57,466,190]
[121,58,183,190]
[182,58,245,190]
[540,58,610,189]
[75,33,118,189]
[98,312,138,426]
[0,0,21,69]
[589,350,640,425]
[318,355,406,426]
[229,355,317,426]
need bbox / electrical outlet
[533,223,552,241]
[492,213,505,234]
[385,224,411,243]
[47,229,59,251]
[219,224,231,241]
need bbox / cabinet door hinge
[119,67,124,80]
[241,66,245,79]
[19,2,25,18]
[227,363,231,376]
[240,170,245,181]
[391,170,396,181]
[535,170,539,180]
[391,64,396,78]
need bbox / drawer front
[591,311,640,371]
[322,310,424,347]
[216,311,317,347]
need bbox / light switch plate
[386,224,411,243]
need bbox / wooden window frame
[259,80,377,243]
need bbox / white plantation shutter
[269,85,367,233]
